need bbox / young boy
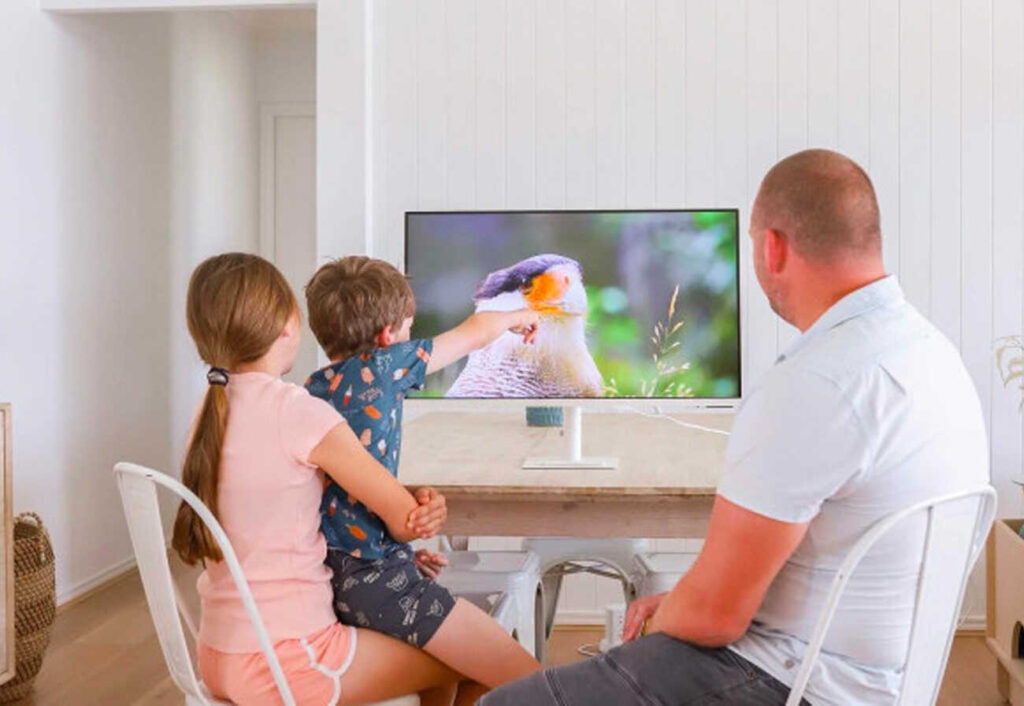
[304,255,540,652]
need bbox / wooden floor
[9,567,1007,705]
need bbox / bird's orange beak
[523,270,571,314]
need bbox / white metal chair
[785,485,997,706]
[521,537,650,640]
[113,462,419,706]
[630,552,698,598]
[434,542,544,660]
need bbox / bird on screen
[446,254,604,398]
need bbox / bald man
[480,150,989,705]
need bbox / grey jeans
[478,633,807,706]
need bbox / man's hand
[622,592,667,642]
[414,548,449,579]
[507,310,540,345]
[406,487,447,539]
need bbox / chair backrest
[785,485,997,706]
[113,462,297,706]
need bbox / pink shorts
[198,623,357,706]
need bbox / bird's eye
[563,275,571,286]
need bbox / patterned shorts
[325,547,457,648]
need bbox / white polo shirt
[718,276,989,705]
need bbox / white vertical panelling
[744,0,779,384]
[715,0,746,209]
[929,0,962,345]
[446,0,476,210]
[961,0,994,438]
[535,0,566,207]
[381,1,416,260]
[807,0,839,149]
[416,0,447,213]
[565,0,597,208]
[684,0,715,207]
[625,0,656,207]
[774,0,807,353]
[992,0,1024,517]
[476,0,506,208]
[898,0,932,316]
[653,0,685,207]
[837,0,870,168]
[869,0,900,276]
[370,0,1024,624]
[594,0,626,206]
[506,0,536,209]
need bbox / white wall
[168,11,262,468]
[0,1,173,602]
[0,3,315,603]
[352,0,1024,625]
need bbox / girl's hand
[508,310,540,345]
[407,487,447,539]
[621,592,667,642]
[414,549,449,579]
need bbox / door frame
[259,102,317,261]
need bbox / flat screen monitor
[405,209,740,402]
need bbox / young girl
[172,253,538,705]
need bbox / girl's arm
[309,422,424,543]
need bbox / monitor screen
[405,210,740,400]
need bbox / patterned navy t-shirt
[305,338,433,560]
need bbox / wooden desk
[399,411,733,539]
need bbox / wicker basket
[0,513,55,702]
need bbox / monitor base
[521,456,619,470]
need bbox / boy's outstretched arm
[426,309,539,374]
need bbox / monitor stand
[522,406,619,470]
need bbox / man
[480,149,989,705]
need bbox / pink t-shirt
[196,372,343,653]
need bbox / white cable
[620,405,732,437]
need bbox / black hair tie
[207,367,229,386]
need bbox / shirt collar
[777,275,904,363]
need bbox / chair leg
[540,572,563,640]
[534,584,547,664]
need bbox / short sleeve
[279,384,345,466]
[386,338,434,392]
[717,368,871,524]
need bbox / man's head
[305,256,415,362]
[751,149,885,329]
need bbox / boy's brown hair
[306,256,416,360]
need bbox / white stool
[436,551,544,660]
[630,552,698,597]
[521,538,650,640]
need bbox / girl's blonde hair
[172,253,297,565]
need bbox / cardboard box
[986,519,1024,705]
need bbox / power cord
[621,404,732,437]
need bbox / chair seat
[631,552,698,597]
[437,551,543,659]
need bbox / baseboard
[56,555,138,611]
[957,614,986,633]
[554,609,605,626]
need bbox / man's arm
[427,310,539,374]
[645,495,808,646]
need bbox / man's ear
[763,228,789,275]
[375,326,395,347]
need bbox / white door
[260,103,318,384]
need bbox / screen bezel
[403,208,742,411]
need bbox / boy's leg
[422,598,542,689]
